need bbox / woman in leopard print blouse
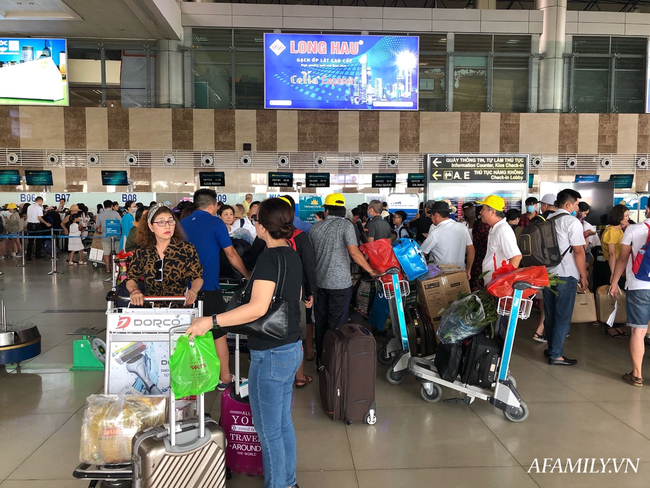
[125,204,203,306]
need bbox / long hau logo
[116,317,131,329]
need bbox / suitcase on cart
[318,324,377,424]
[461,331,500,388]
[405,305,436,358]
[132,326,227,488]
[220,334,264,476]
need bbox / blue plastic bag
[392,238,427,281]
[368,291,390,331]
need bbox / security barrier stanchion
[47,228,63,276]
[15,233,29,268]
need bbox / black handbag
[226,248,290,341]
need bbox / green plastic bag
[169,334,220,397]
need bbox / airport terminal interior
[3,0,650,486]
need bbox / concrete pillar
[475,0,497,9]
[156,39,184,108]
[536,0,567,113]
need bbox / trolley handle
[512,281,544,291]
[121,296,191,302]
[372,267,401,280]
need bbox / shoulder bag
[226,248,290,340]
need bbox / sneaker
[533,333,547,343]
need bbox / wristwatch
[212,314,221,330]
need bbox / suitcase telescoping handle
[168,324,206,447]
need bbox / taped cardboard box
[416,264,470,319]
[596,285,627,324]
[570,291,597,323]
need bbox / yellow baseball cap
[6,203,17,209]
[476,195,505,212]
[323,193,345,207]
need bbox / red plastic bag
[486,266,549,299]
[360,239,403,286]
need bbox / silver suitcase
[132,325,226,488]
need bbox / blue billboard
[264,34,419,110]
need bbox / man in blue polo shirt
[181,189,250,389]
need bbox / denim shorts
[626,289,650,329]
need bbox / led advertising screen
[101,171,129,186]
[0,170,20,185]
[0,38,68,106]
[25,170,53,186]
[264,33,419,110]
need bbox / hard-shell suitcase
[416,304,438,352]
[392,238,428,281]
[405,305,436,358]
[131,327,226,488]
[220,334,264,476]
[461,332,501,388]
[318,324,377,424]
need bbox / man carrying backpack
[609,200,650,387]
[543,189,588,366]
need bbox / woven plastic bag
[436,293,486,344]
[79,390,166,465]
[169,334,220,397]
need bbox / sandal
[294,374,313,389]
[622,372,643,387]
[606,327,626,339]
[68,262,77,266]
[78,261,87,265]
[532,332,547,343]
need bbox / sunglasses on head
[154,259,164,282]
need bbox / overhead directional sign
[427,154,528,183]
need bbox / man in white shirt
[610,201,650,387]
[477,195,522,283]
[543,189,588,366]
[26,197,51,260]
[420,200,474,278]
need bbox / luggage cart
[408,281,538,422]
[73,294,203,487]
[373,268,413,385]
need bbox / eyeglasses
[152,219,176,227]
[154,259,164,282]
[250,216,258,225]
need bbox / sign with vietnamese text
[427,154,528,183]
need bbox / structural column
[536,0,567,113]
[156,39,184,108]
[475,0,497,9]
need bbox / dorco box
[416,264,470,319]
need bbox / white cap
[540,193,556,205]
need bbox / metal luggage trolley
[409,281,539,423]
[73,293,203,487]
[373,268,413,385]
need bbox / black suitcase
[416,304,437,355]
[318,324,377,424]
[434,343,463,382]
[405,305,436,358]
[461,332,501,387]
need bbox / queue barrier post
[47,228,63,276]
[15,232,29,268]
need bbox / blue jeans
[248,340,302,488]
[543,276,578,360]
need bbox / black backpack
[518,213,572,267]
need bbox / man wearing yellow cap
[476,195,522,283]
[309,193,379,362]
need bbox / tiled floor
[1,257,649,487]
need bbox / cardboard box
[416,264,470,319]
[570,291,597,323]
[596,286,627,324]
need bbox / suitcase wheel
[364,410,377,425]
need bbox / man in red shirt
[519,197,539,228]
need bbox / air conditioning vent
[126,154,138,165]
[565,157,577,169]
[314,156,326,167]
[636,157,648,170]
[600,157,612,169]
[240,155,252,167]
[163,154,175,166]
[351,156,362,168]
[277,155,290,167]
[387,156,399,168]
[531,157,543,169]
[87,154,99,165]
[47,154,59,165]
[201,155,214,167]
[6,152,18,164]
